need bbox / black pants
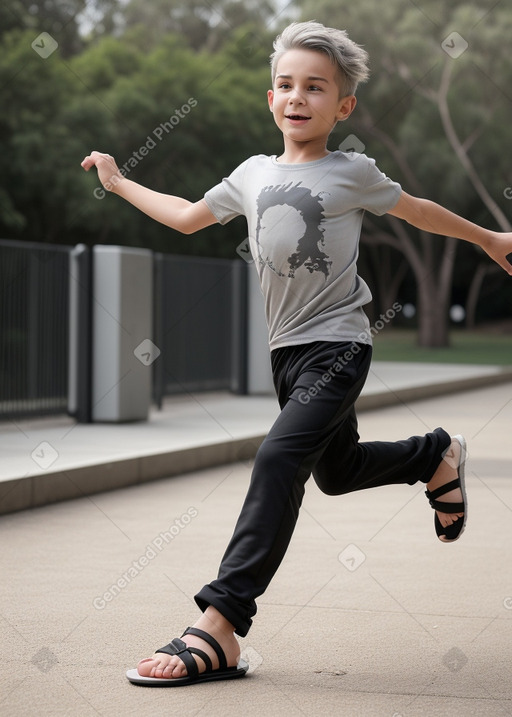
[195,341,450,636]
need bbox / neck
[276,138,330,164]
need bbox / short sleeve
[359,157,401,216]
[203,159,250,225]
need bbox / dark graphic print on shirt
[254,182,332,279]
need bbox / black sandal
[425,435,468,543]
[126,627,248,686]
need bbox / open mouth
[286,114,310,121]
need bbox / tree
[120,0,279,52]
[2,0,512,338]
[0,13,277,252]
[0,1,286,255]
[71,24,279,256]
[2,0,84,57]
[298,0,512,346]
[0,28,100,243]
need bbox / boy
[82,21,512,686]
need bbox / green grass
[372,330,512,366]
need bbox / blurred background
[1,0,512,421]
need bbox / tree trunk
[415,235,456,348]
[362,241,409,323]
[465,263,500,329]
[416,278,450,347]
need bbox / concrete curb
[2,368,512,516]
[357,367,512,410]
[0,436,266,516]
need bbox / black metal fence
[0,240,247,421]
[0,239,71,419]
[153,254,247,403]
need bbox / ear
[267,89,274,112]
[336,95,357,122]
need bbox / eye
[278,82,291,89]
[308,85,321,92]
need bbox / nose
[288,87,305,104]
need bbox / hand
[81,151,124,193]
[482,232,512,276]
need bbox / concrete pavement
[0,369,511,716]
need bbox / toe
[137,655,168,678]
[137,653,188,679]
[136,657,155,677]
[171,660,187,678]
[161,663,174,678]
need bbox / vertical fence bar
[152,252,164,410]
[27,251,39,405]
[68,244,92,423]
[230,259,248,394]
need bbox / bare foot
[137,607,240,679]
[426,437,464,542]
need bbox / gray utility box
[91,246,154,422]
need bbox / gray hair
[270,21,370,96]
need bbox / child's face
[268,49,356,147]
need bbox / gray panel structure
[91,246,154,421]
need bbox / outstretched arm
[388,191,512,275]
[81,151,218,235]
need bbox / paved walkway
[1,375,511,716]
[1,361,511,515]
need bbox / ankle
[427,437,459,489]
[196,607,235,637]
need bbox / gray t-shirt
[204,151,401,350]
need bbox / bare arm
[81,151,218,235]
[388,191,512,275]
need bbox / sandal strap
[427,497,465,513]
[182,626,228,671]
[155,638,200,679]
[425,479,464,513]
[187,646,213,673]
[426,478,461,502]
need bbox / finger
[81,151,104,170]
[81,151,115,171]
[500,254,512,275]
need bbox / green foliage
[298,0,512,207]
[1,0,88,57]
[1,0,512,327]
[70,35,142,89]
[119,0,279,52]
[298,0,512,325]
[0,4,282,256]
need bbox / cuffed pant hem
[194,586,252,638]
